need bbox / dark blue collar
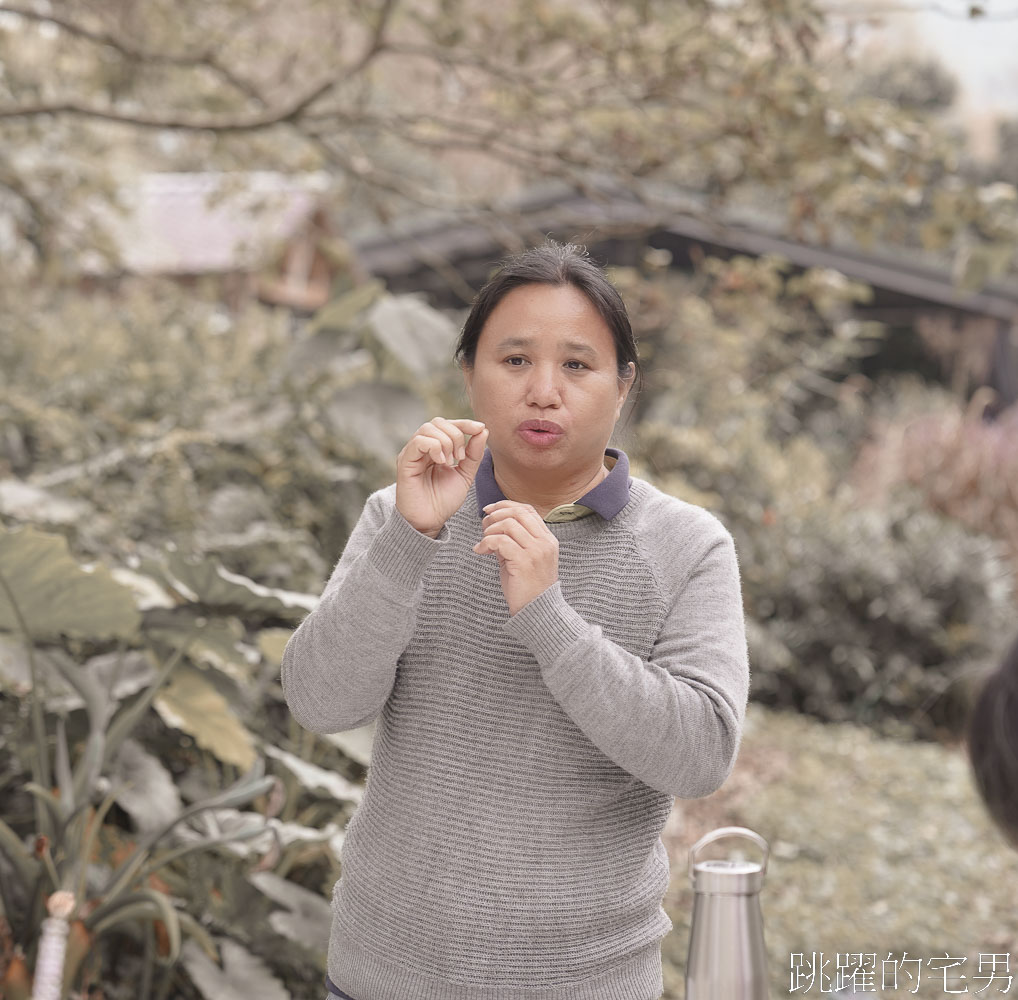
[474,446,632,521]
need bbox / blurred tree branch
[0,0,1013,284]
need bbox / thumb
[458,427,489,473]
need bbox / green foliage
[851,380,1018,571]
[0,527,279,995]
[0,527,140,641]
[743,488,1014,738]
[1,253,1014,994]
[852,54,959,112]
[0,0,1015,292]
[0,522,362,995]
[617,259,1016,738]
[0,277,455,997]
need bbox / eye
[503,356,588,370]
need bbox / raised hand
[395,417,488,537]
[473,500,560,616]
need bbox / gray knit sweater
[281,446,750,1000]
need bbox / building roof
[350,182,1018,322]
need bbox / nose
[524,362,564,406]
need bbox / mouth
[517,420,564,446]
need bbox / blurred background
[0,0,1016,997]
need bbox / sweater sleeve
[501,525,749,799]
[280,486,450,734]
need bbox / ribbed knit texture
[281,464,750,1000]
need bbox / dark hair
[454,240,644,418]
[967,630,1018,845]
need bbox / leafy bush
[0,523,366,998]
[0,276,467,997]
[616,260,1016,737]
[850,378,1018,572]
[742,487,1015,738]
[2,253,1013,996]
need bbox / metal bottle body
[685,884,769,1000]
[685,827,770,1000]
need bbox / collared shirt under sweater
[281,445,750,1000]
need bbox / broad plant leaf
[247,871,330,965]
[174,807,343,861]
[322,722,376,768]
[0,526,140,641]
[256,628,293,667]
[0,634,80,702]
[363,292,458,379]
[148,617,258,683]
[47,649,159,713]
[181,937,291,1000]
[109,738,183,832]
[325,381,428,466]
[0,478,93,525]
[143,550,316,619]
[153,665,257,770]
[109,567,176,610]
[263,744,364,803]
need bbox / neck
[492,452,609,518]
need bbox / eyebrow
[493,336,599,359]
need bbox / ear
[616,362,635,414]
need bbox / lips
[518,420,564,434]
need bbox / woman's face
[462,282,633,471]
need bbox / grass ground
[660,704,1018,998]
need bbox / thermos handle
[688,826,769,881]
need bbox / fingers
[480,504,546,540]
[473,532,523,558]
[463,423,489,460]
[408,417,486,466]
[433,416,487,464]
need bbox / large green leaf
[0,526,140,641]
[247,871,330,966]
[153,665,257,770]
[325,381,428,466]
[0,478,93,526]
[173,807,343,862]
[142,551,316,620]
[109,738,183,833]
[256,628,293,668]
[263,744,364,803]
[148,616,258,683]
[181,938,290,1000]
[363,293,459,379]
[0,634,91,709]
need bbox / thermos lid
[688,826,769,895]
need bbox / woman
[281,240,750,1000]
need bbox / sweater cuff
[366,506,450,597]
[501,581,591,670]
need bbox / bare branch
[0,76,347,130]
[0,2,279,108]
[0,3,220,66]
[0,0,397,129]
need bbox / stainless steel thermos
[685,826,770,1000]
